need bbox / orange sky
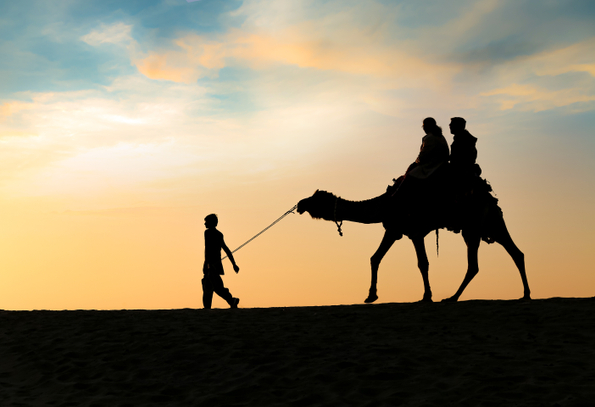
[1,0,594,309]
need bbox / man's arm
[222,240,240,273]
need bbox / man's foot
[230,297,240,309]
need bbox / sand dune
[1,298,594,406]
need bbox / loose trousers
[202,273,233,309]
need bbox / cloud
[528,38,595,78]
[81,22,133,46]
[135,53,203,84]
[481,83,595,112]
[478,38,595,112]
[134,37,227,83]
[129,1,461,86]
[0,101,36,122]
[132,22,456,90]
[127,1,595,119]
[0,71,363,205]
[0,78,202,190]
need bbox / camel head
[297,190,338,221]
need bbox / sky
[0,0,594,310]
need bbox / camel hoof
[420,297,433,303]
[441,296,458,303]
[520,294,532,301]
[364,294,378,303]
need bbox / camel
[296,183,531,303]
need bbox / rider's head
[422,117,442,136]
[449,117,466,134]
[204,214,218,228]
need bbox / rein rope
[334,197,343,237]
[222,204,298,260]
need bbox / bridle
[333,196,343,237]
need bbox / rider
[407,117,450,181]
[449,117,480,191]
[447,117,497,232]
[391,117,449,222]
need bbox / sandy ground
[1,297,594,406]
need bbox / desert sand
[1,297,594,406]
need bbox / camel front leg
[365,230,399,303]
[444,233,480,302]
[412,236,432,302]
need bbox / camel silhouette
[297,185,531,303]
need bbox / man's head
[204,214,218,228]
[449,117,466,134]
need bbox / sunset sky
[1,0,594,310]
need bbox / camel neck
[335,195,386,224]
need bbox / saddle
[385,165,497,235]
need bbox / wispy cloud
[134,27,449,85]
[477,37,595,112]
[481,83,595,112]
[81,22,133,46]
[527,38,595,78]
[0,101,35,121]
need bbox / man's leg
[210,274,239,308]
[202,276,214,309]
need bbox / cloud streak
[81,23,133,46]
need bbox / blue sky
[0,0,240,94]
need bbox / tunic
[450,130,477,171]
[204,228,225,275]
[407,132,450,180]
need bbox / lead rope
[222,204,298,260]
[436,229,439,257]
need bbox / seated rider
[447,117,499,232]
[408,117,450,180]
[448,117,481,193]
[392,117,450,214]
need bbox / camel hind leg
[494,219,531,300]
[443,218,531,302]
[443,232,480,302]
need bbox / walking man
[202,214,240,309]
